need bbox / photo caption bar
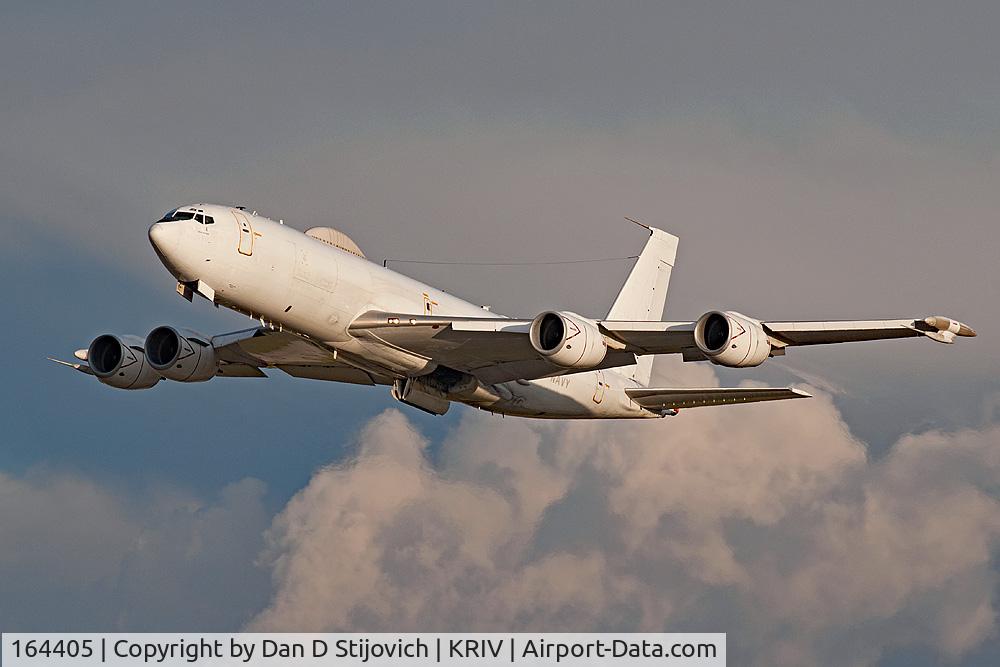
[2,633,724,666]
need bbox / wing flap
[626,386,811,411]
[216,363,268,378]
[212,327,342,366]
[211,326,392,384]
[277,364,376,385]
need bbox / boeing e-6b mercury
[52,204,976,418]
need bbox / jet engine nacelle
[529,310,608,369]
[694,310,772,368]
[87,334,162,389]
[144,326,217,382]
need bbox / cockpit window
[158,208,198,221]
[158,208,205,222]
[204,216,215,224]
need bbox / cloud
[0,472,271,631]
[250,379,1000,665]
[3,354,997,664]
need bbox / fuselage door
[234,211,254,256]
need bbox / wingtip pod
[924,316,977,338]
[790,388,813,399]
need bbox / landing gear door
[234,211,254,256]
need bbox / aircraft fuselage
[148,204,653,418]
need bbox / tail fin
[606,226,678,387]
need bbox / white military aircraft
[52,204,976,418]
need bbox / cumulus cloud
[250,369,1000,665]
[4,356,997,665]
[0,473,271,631]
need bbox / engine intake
[145,326,218,382]
[529,311,608,369]
[694,311,771,368]
[88,334,161,389]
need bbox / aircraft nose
[148,221,180,255]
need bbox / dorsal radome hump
[304,227,365,258]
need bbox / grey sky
[2,2,999,664]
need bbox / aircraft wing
[347,312,637,385]
[601,315,977,357]
[211,327,392,385]
[626,386,811,411]
[347,311,976,383]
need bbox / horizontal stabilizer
[626,386,811,412]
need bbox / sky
[2,2,999,664]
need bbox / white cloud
[2,353,997,665]
[250,385,1000,665]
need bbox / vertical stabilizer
[606,227,678,386]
